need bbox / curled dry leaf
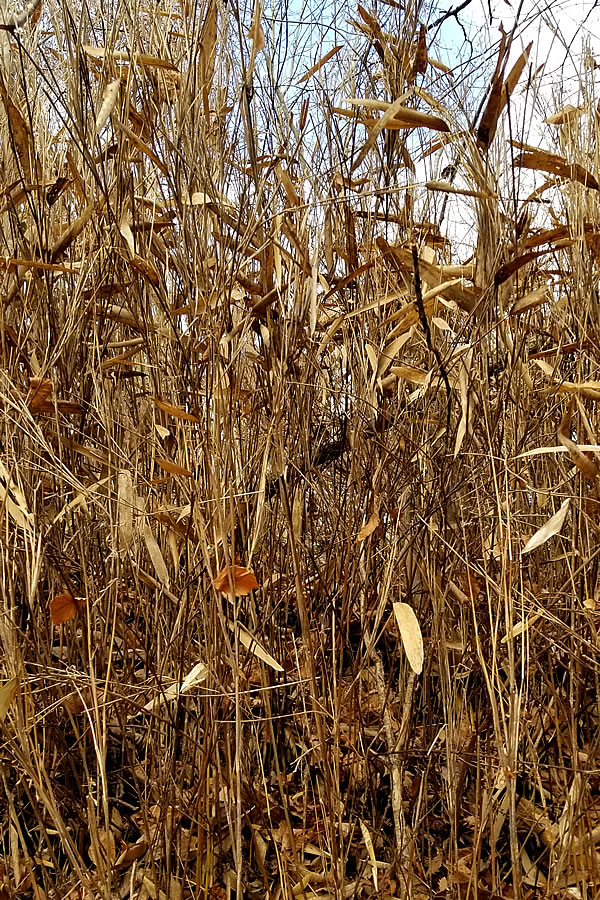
[214,565,260,596]
[557,400,599,480]
[355,511,380,542]
[96,79,121,133]
[393,601,424,674]
[26,377,53,411]
[522,499,570,554]
[50,593,86,625]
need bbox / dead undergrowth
[1,0,600,897]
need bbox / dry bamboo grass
[0,0,600,898]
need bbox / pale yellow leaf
[356,511,380,542]
[390,364,428,385]
[359,820,379,891]
[96,79,121,133]
[522,498,570,554]
[141,661,208,713]
[501,613,542,644]
[230,622,284,672]
[117,471,136,550]
[377,336,407,378]
[365,343,379,376]
[143,525,170,588]
[0,459,32,532]
[393,602,424,674]
[510,284,550,316]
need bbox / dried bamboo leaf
[298,45,342,83]
[545,105,585,126]
[115,119,168,175]
[514,150,599,190]
[0,73,39,179]
[390,364,428,384]
[356,511,380,542]
[558,400,599,480]
[198,1,218,90]
[393,602,424,674]
[522,499,570,554]
[229,622,284,671]
[494,249,550,286]
[154,398,201,423]
[426,180,495,199]
[143,525,170,589]
[51,201,98,261]
[0,459,32,532]
[141,661,208,713]
[96,79,121,132]
[83,45,178,70]
[510,284,551,315]
[117,471,136,550]
[153,458,193,478]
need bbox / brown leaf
[0,73,39,179]
[114,839,148,870]
[0,676,18,723]
[153,457,193,477]
[411,25,428,79]
[26,377,53,412]
[476,30,509,148]
[50,593,86,625]
[477,39,532,149]
[514,150,599,190]
[494,249,551,286]
[298,45,342,83]
[154,398,201,423]
[214,565,260,596]
[558,400,599,480]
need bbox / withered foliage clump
[1,0,600,898]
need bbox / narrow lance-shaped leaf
[522,499,570,554]
[298,45,342,83]
[393,602,424,674]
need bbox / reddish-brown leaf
[26,377,53,412]
[50,593,85,625]
[213,565,260,596]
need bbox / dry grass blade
[1,0,599,897]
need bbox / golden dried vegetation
[1,0,600,897]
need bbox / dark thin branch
[412,246,452,429]
[430,0,475,29]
